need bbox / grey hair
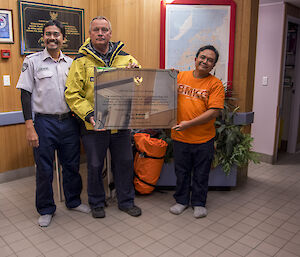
[89,16,112,31]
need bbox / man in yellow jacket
[65,16,141,218]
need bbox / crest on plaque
[49,11,58,20]
[134,76,143,86]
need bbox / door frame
[276,15,300,157]
[287,16,300,153]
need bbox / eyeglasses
[198,55,215,64]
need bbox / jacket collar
[79,38,124,66]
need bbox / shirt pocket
[35,70,55,95]
[36,70,54,80]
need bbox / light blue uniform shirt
[17,48,73,115]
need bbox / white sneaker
[193,206,207,218]
[70,204,91,214]
[169,203,188,215]
[38,214,53,227]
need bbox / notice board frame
[160,0,236,87]
[18,0,84,55]
[0,9,14,43]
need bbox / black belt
[35,112,72,120]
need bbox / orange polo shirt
[171,71,225,144]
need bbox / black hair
[195,45,219,64]
[42,20,65,38]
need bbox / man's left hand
[126,59,139,68]
[127,62,139,68]
[172,121,191,131]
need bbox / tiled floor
[0,153,300,257]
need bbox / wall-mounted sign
[18,0,84,55]
[0,9,14,44]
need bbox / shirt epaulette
[26,51,41,59]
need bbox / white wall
[252,3,285,156]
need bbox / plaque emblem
[50,11,58,20]
[134,76,143,86]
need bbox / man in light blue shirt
[17,20,90,227]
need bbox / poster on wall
[18,0,84,55]
[0,9,14,43]
[160,0,236,86]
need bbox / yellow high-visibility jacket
[65,38,139,130]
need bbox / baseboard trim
[0,166,35,184]
[255,152,276,164]
[0,155,87,184]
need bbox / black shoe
[119,205,142,217]
[92,207,105,218]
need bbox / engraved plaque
[94,68,177,129]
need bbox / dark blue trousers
[34,115,82,215]
[173,138,214,207]
[81,130,135,209]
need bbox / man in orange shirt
[170,45,225,218]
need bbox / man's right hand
[25,120,39,148]
[90,116,106,131]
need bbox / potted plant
[222,82,254,126]
[209,102,259,186]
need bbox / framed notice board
[18,0,84,55]
[0,9,14,43]
[160,0,236,86]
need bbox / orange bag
[134,133,168,194]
